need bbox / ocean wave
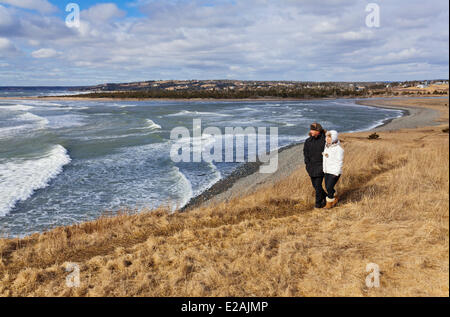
[45,114,86,129]
[0,104,34,111]
[102,103,136,108]
[0,145,71,216]
[0,112,49,138]
[17,112,49,127]
[145,119,162,130]
[0,124,31,139]
[174,134,218,151]
[168,110,231,117]
[238,107,258,111]
[170,166,194,211]
[133,121,162,133]
[12,100,89,111]
[20,101,62,107]
[75,132,157,141]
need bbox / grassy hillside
[0,99,448,297]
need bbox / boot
[331,194,339,208]
[324,197,335,209]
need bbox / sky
[0,0,448,86]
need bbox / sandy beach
[183,97,444,209]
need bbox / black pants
[310,175,327,207]
[325,173,340,199]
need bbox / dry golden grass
[397,83,449,94]
[0,100,448,297]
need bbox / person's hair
[310,122,324,133]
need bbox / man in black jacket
[303,122,327,208]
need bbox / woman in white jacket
[322,130,344,209]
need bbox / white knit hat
[327,130,339,143]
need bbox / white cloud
[0,0,448,85]
[0,37,12,49]
[82,3,125,23]
[338,30,375,41]
[387,48,422,60]
[0,37,18,56]
[0,0,57,14]
[31,48,60,59]
[0,4,72,40]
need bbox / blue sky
[0,0,448,86]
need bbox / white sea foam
[75,132,154,141]
[17,112,49,127]
[0,125,30,138]
[170,166,194,211]
[133,119,162,132]
[45,114,86,129]
[20,101,62,107]
[175,133,217,151]
[0,145,71,216]
[0,112,49,138]
[145,119,162,130]
[0,104,34,111]
[168,110,231,117]
[238,107,258,111]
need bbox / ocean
[0,90,403,237]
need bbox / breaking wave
[0,145,71,216]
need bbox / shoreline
[181,98,443,211]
